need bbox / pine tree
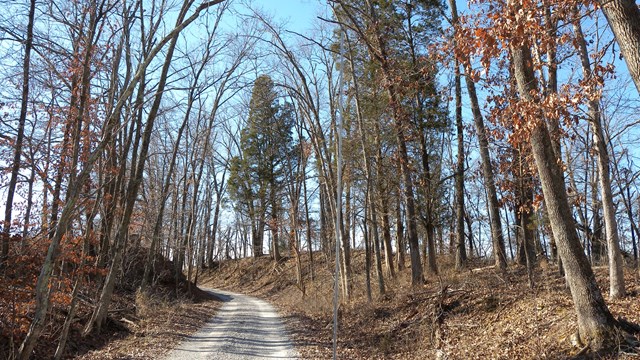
[229,75,294,258]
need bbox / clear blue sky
[251,0,327,32]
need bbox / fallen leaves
[202,253,640,359]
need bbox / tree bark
[453,59,466,270]
[511,40,617,350]
[362,216,372,302]
[207,168,225,266]
[369,187,386,297]
[380,195,395,279]
[302,159,315,279]
[573,8,625,297]
[2,0,36,265]
[598,0,640,94]
[449,0,507,270]
[396,191,405,270]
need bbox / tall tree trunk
[453,59,466,270]
[252,213,264,257]
[380,197,395,279]
[542,2,562,271]
[414,119,439,275]
[340,182,351,299]
[449,0,507,270]
[319,184,328,257]
[591,192,604,264]
[511,39,617,350]
[626,187,639,268]
[302,162,315,279]
[287,171,305,295]
[208,173,225,266]
[515,146,536,288]
[369,189,386,297]
[346,33,392,284]
[515,147,536,269]
[2,0,36,264]
[272,218,281,262]
[396,193,405,270]
[362,217,372,303]
[573,8,625,298]
[21,159,36,247]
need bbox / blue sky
[251,0,327,32]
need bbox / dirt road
[164,289,298,360]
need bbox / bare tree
[1,0,35,265]
[573,5,625,298]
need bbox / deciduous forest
[1,0,640,359]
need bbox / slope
[200,252,640,359]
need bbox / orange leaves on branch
[532,194,545,210]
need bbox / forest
[1,0,640,358]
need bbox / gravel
[163,288,298,360]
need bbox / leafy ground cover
[201,253,640,359]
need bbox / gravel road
[164,289,298,360]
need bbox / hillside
[0,247,221,360]
[201,252,640,359]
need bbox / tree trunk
[339,207,351,300]
[319,185,328,256]
[142,89,191,291]
[449,0,507,271]
[302,163,315,279]
[362,217,372,303]
[369,190,386,297]
[380,196,395,279]
[588,167,603,263]
[389,119,423,283]
[396,194,405,270]
[2,0,36,265]
[543,2,562,272]
[208,174,224,266]
[511,40,617,350]
[573,8,625,297]
[515,146,536,269]
[272,222,281,262]
[53,278,80,360]
[253,216,264,257]
[21,160,36,247]
[453,59,466,270]
[340,182,351,299]
[598,0,640,94]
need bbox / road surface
[164,289,298,360]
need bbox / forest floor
[200,252,640,359]
[10,249,638,359]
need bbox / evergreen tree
[229,75,295,258]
